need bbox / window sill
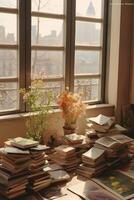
[0,104,114,122]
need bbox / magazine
[93,171,134,200]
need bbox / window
[75,0,106,102]
[31,0,65,100]
[0,1,19,114]
[0,0,108,115]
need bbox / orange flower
[57,90,86,126]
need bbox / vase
[63,123,76,135]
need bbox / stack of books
[50,145,80,171]
[86,114,127,138]
[63,133,90,159]
[94,135,133,168]
[77,147,106,178]
[28,145,51,191]
[0,146,30,199]
[3,137,52,194]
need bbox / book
[110,134,133,144]
[95,137,120,149]
[10,137,39,149]
[64,133,85,144]
[0,147,30,155]
[109,124,127,134]
[82,147,105,162]
[30,145,50,152]
[87,123,107,133]
[87,114,114,127]
[55,145,75,155]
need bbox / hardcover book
[10,137,39,149]
[82,147,105,161]
[65,133,85,143]
[95,137,120,149]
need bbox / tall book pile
[0,146,30,199]
[28,145,51,191]
[86,114,127,138]
[0,137,52,199]
[50,145,81,171]
[77,147,107,178]
[94,134,133,168]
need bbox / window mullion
[19,0,26,112]
[65,0,76,91]
[101,0,109,103]
[25,0,31,109]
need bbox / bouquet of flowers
[57,89,86,128]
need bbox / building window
[0,0,108,115]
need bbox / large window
[0,0,108,115]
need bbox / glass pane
[32,17,64,46]
[42,81,64,104]
[32,0,64,14]
[0,13,17,44]
[74,78,101,101]
[0,50,18,77]
[31,51,64,78]
[76,0,103,18]
[0,82,19,112]
[75,51,101,74]
[0,0,17,8]
[76,21,102,46]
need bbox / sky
[0,0,103,38]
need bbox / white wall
[106,0,121,106]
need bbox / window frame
[0,0,108,115]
